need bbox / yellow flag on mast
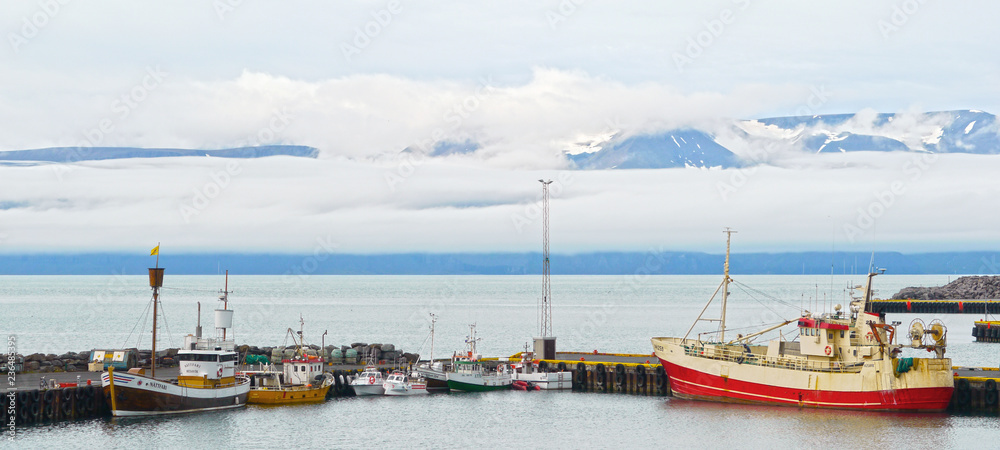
[150,245,160,256]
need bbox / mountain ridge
[1,110,996,169]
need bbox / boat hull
[384,385,428,396]
[102,372,250,417]
[660,359,952,410]
[446,379,511,392]
[512,371,573,390]
[652,338,954,411]
[351,384,385,396]
[424,377,449,391]
[246,385,331,404]
[415,365,449,391]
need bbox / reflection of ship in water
[663,397,952,435]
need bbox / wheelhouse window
[176,354,220,362]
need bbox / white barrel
[215,309,234,329]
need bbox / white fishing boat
[102,264,250,416]
[651,230,954,411]
[349,351,385,396]
[445,324,512,392]
[382,371,428,396]
[415,361,449,392]
[511,348,572,390]
[413,313,450,391]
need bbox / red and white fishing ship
[651,230,954,411]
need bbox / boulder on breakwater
[8,342,417,373]
[891,276,1000,300]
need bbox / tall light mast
[539,179,553,338]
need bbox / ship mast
[220,270,231,341]
[719,228,736,342]
[148,243,164,378]
[682,229,737,343]
[428,313,437,363]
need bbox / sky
[1,1,999,255]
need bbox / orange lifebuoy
[369,376,374,384]
[217,367,223,377]
[865,332,874,343]
[824,346,832,356]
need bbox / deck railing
[682,343,864,374]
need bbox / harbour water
[3,274,999,447]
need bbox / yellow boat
[243,322,334,405]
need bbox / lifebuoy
[824,346,832,356]
[865,332,874,343]
[217,367,223,377]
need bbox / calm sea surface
[3,274,998,447]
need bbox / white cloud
[0,68,819,167]
[2,152,1000,254]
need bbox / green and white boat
[445,324,512,392]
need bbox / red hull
[659,358,952,411]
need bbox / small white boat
[382,371,428,396]
[511,351,572,390]
[350,352,386,396]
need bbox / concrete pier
[6,352,1000,429]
